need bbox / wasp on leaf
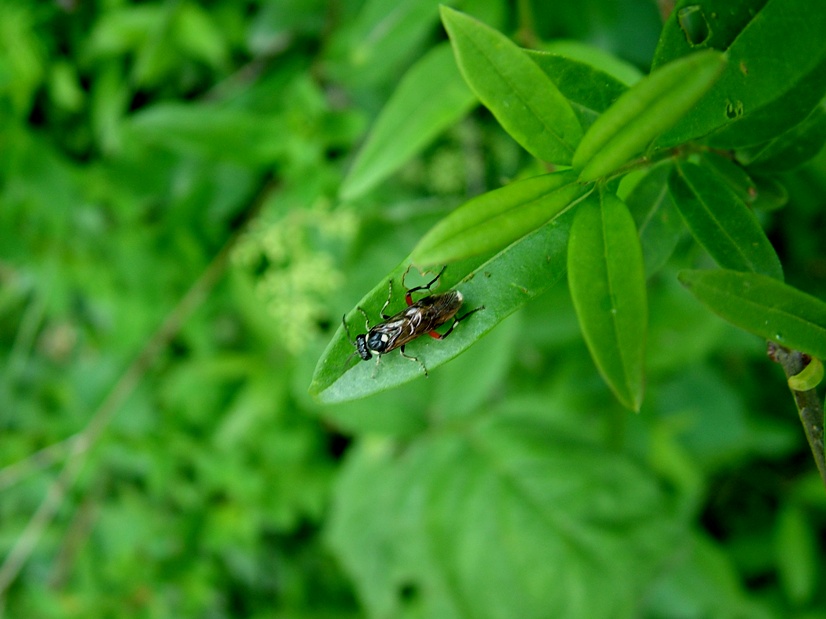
[343,266,484,377]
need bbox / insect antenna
[341,314,360,369]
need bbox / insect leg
[357,306,371,332]
[428,305,485,340]
[400,345,428,377]
[371,354,381,378]
[380,279,393,319]
[405,265,447,305]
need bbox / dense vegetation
[2,0,825,617]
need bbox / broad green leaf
[678,269,826,359]
[669,161,783,279]
[625,163,683,278]
[568,192,647,410]
[327,415,677,619]
[654,0,826,148]
[411,170,590,266]
[310,212,574,403]
[572,50,726,182]
[739,96,826,171]
[340,43,477,200]
[524,50,627,130]
[440,6,582,163]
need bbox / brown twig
[767,341,826,487]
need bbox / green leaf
[654,0,826,148]
[524,50,628,130]
[126,103,288,164]
[327,0,443,87]
[738,96,826,171]
[568,192,647,410]
[669,161,783,279]
[624,163,683,277]
[678,269,826,359]
[310,212,574,403]
[572,50,726,181]
[440,6,582,163]
[540,40,643,86]
[411,170,590,266]
[653,0,769,66]
[327,415,677,619]
[700,151,759,206]
[340,43,477,200]
[775,503,818,605]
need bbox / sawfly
[343,266,483,377]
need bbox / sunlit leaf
[440,6,582,163]
[568,192,647,410]
[572,50,725,181]
[411,170,590,266]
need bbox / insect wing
[366,318,406,354]
[413,291,463,329]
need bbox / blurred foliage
[0,1,825,618]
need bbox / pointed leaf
[678,269,826,359]
[669,161,783,279]
[340,43,477,200]
[311,212,574,403]
[739,96,826,171]
[327,0,443,88]
[411,170,590,266]
[573,50,726,181]
[625,163,683,277]
[524,50,627,130]
[568,193,647,410]
[440,6,582,163]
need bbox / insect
[343,266,484,377]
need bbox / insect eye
[355,335,372,360]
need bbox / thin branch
[767,342,826,487]
[0,177,276,601]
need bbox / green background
[1,0,825,617]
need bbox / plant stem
[767,342,826,488]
